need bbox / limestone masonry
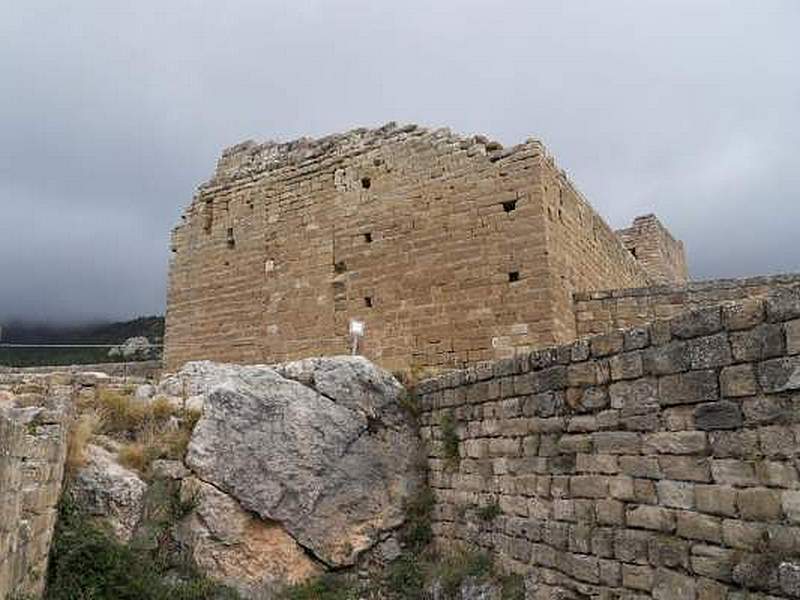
[416,285,800,598]
[164,123,690,372]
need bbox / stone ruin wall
[617,214,690,285]
[0,381,70,599]
[575,273,800,339]
[165,124,670,374]
[416,285,800,599]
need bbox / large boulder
[177,477,322,597]
[71,444,147,542]
[183,357,421,567]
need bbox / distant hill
[0,316,164,367]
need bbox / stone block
[643,431,707,455]
[622,564,654,591]
[720,365,758,398]
[688,334,733,370]
[783,491,800,524]
[592,431,641,454]
[570,475,608,498]
[614,529,651,564]
[590,331,624,358]
[624,327,650,351]
[610,351,644,381]
[722,519,765,550]
[643,342,690,376]
[766,286,800,322]
[695,485,737,517]
[691,544,735,582]
[596,499,624,525]
[652,568,697,600]
[658,370,719,406]
[657,456,711,482]
[648,535,690,569]
[619,456,661,479]
[711,459,757,487]
[756,460,798,488]
[722,298,764,331]
[693,401,743,430]
[671,307,723,339]
[656,480,694,509]
[609,378,658,413]
[759,425,796,458]
[676,510,722,543]
[627,505,675,532]
[634,478,658,504]
[786,319,800,355]
[708,430,760,458]
[737,488,782,521]
[759,356,800,393]
[609,476,636,501]
[730,324,786,362]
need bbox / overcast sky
[1,1,798,324]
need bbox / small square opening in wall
[508,271,520,283]
[361,177,371,189]
[502,199,517,213]
[364,232,373,244]
[364,296,373,308]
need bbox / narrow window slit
[364,232,373,243]
[364,296,373,308]
[226,228,235,248]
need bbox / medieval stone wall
[0,386,70,599]
[416,286,800,598]
[165,124,676,373]
[574,273,800,338]
[616,214,689,285]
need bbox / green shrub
[45,492,239,600]
[440,413,460,468]
[399,484,435,552]
[276,573,358,600]
[476,500,501,522]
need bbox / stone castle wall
[574,273,800,338]
[0,386,70,599]
[616,214,689,285]
[416,285,800,598]
[165,124,680,373]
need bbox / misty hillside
[0,316,164,367]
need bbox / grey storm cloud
[1,0,798,323]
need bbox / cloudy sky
[1,0,798,323]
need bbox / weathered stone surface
[758,356,800,393]
[694,401,743,430]
[658,370,719,406]
[71,444,147,542]
[184,358,420,567]
[177,477,321,597]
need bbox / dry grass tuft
[67,412,101,472]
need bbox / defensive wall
[416,285,800,598]
[164,123,686,373]
[575,273,800,338]
[0,385,70,598]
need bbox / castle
[163,123,793,372]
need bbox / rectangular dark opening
[334,260,347,274]
[361,177,372,189]
[364,232,373,243]
[508,271,520,283]
[226,227,235,248]
[629,247,638,258]
[502,199,517,213]
[364,296,373,308]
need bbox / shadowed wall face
[164,125,682,373]
[416,286,800,599]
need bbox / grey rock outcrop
[71,444,147,542]
[177,477,321,597]
[184,357,421,567]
